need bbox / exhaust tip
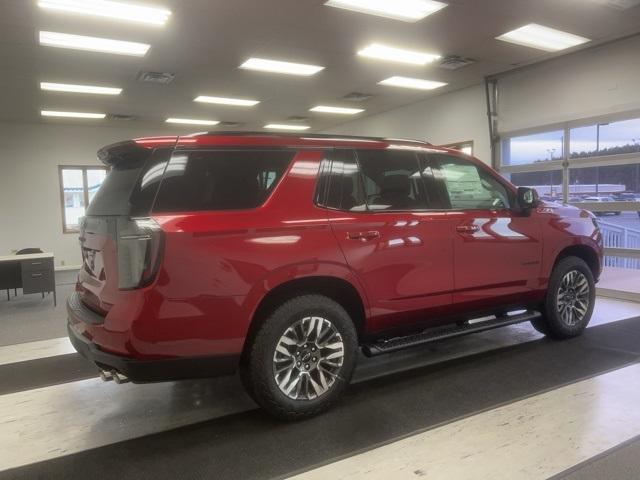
[99,370,114,382]
[112,371,130,384]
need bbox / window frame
[58,165,109,234]
[440,140,474,156]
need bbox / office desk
[0,253,56,305]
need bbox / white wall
[0,122,160,268]
[497,35,640,134]
[322,84,491,164]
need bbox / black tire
[243,294,358,420]
[531,256,595,339]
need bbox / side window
[323,150,366,211]
[356,149,429,211]
[152,150,294,212]
[433,154,511,210]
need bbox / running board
[362,310,541,357]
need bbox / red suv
[68,132,603,419]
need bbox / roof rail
[192,131,430,144]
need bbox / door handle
[456,225,479,233]
[347,230,380,241]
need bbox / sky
[507,117,640,164]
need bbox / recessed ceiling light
[38,0,171,26]
[310,105,365,115]
[39,31,150,56]
[194,96,260,107]
[41,110,105,119]
[379,76,447,90]
[240,58,324,76]
[166,118,220,126]
[40,82,122,95]
[325,0,447,22]
[496,23,590,52]
[358,43,441,65]
[264,124,311,131]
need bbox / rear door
[428,153,543,311]
[322,149,453,333]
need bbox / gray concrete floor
[0,270,77,346]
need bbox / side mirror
[516,187,539,210]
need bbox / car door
[427,153,543,312]
[321,148,454,333]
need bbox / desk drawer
[21,258,54,275]
[22,270,55,294]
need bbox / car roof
[132,131,450,151]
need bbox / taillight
[117,217,164,289]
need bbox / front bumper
[67,294,240,383]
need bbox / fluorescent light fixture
[240,58,324,76]
[379,76,447,90]
[40,82,121,95]
[496,23,590,52]
[166,118,220,126]
[39,31,150,56]
[194,96,260,107]
[358,43,441,65]
[41,110,105,119]
[264,124,311,131]
[310,105,364,115]
[325,0,446,22]
[38,0,171,26]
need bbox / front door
[429,154,543,312]
[322,149,454,333]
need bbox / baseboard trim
[55,265,81,272]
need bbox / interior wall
[321,84,491,165]
[0,121,160,268]
[497,34,640,134]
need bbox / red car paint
[67,133,603,379]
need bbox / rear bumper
[67,294,240,383]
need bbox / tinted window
[153,150,294,212]
[87,166,143,216]
[87,148,172,217]
[356,149,429,210]
[323,150,366,211]
[129,148,172,216]
[433,155,511,209]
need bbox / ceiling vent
[591,0,640,9]
[438,55,476,70]
[107,113,137,121]
[219,121,244,128]
[342,92,373,102]
[137,71,176,84]
[286,116,310,122]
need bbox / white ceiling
[2,0,640,133]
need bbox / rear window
[87,147,170,216]
[152,150,294,213]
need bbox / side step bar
[362,310,541,357]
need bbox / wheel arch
[553,244,600,280]
[241,275,367,363]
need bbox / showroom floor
[1,273,640,479]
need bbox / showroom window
[499,113,640,298]
[58,166,108,233]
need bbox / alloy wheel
[273,316,344,401]
[556,270,590,326]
